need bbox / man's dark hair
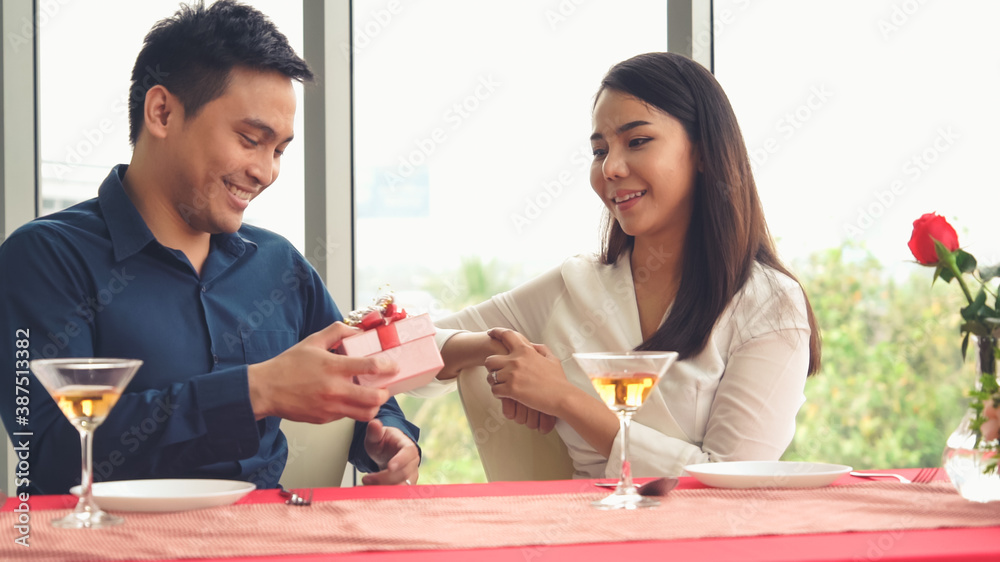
[127,0,314,146]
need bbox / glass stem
[77,428,98,514]
[618,411,634,492]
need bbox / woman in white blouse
[428,52,821,479]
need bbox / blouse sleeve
[405,263,567,398]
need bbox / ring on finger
[488,370,499,385]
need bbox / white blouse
[415,252,811,479]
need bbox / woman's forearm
[552,387,620,458]
[437,331,507,380]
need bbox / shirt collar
[98,164,257,262]
[215,230,254,257]
[99,164,158,262]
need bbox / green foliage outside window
[397,256,523,484]
[399,243,972,483]
[784,244,969,469]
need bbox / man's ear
[143,85,180,140]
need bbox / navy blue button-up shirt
[0,165,418,494]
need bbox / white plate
[683,461,852,489]
[70,479,256,512]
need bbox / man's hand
[360,419,420,485]
[248,322,397,423]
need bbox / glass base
[942,408,1000,503]
[51,508,123,529]
[591,489,660,510]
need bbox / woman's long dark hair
[598,52,821,375]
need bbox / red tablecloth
[3,468,998,562]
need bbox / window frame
[1,0,41,497]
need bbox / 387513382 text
[13,328,33,547]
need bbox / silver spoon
[594,477,679,496]
[277,484,313,506]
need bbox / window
[37,0,305,250]
[714,0,1000,469]
[353,0,668,482]
[714,0,1000,271]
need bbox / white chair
[278,418,355,488]
[457,366,575,481]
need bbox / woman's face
[590,89,700,244]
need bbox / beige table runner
[3,482,1000,561]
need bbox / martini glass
[30,358,142,528]
[572,351,678,510]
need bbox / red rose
[907,213,960,265]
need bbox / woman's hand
[485,327,620,457]
[499,397,557,434]
[484,327,575,418]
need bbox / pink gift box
[338,314,444,395]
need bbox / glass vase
[941,334,1000,503]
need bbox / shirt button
[200,285,207,293]
[213,355,219,364]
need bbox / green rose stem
[940,250,977,307]
[935,241,997,461]
[925,231,1000,478]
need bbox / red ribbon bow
[357,304,408,349]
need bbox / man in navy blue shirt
[0,1,420,494]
